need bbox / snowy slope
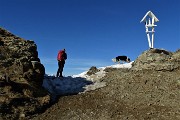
[42,62,133,96]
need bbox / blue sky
[0,0,179,76]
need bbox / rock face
[0,27,50,120]
[132,48,180,71]
[0,28,45,85]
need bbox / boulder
[86,66,100,76]
[132,48,180,71]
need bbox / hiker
[56,49,67,77]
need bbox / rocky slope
[0,28,50,120]
[1,27,180,120]
[32,49,180,120]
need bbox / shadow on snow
[42,76,93,101]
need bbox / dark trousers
[56,60,65,77]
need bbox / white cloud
[68,58,112,67]
[40,57,56,65]
[41,57,112,67]
[68,67,89,71]
[40,57,113,76]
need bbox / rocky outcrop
[0,28,45,85]
[0,27,50,120]
[86,66,100,76]
[132,48,180,71]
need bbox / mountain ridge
[33,49,180,120]
[1,27,180,120]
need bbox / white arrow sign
[141,11,159,48]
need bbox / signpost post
[141,11,159,49]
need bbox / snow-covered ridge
[42,62,133,96]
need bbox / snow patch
[42,62,133,96]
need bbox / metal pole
[151,17,155,48]
[145,20,152,48]
[152,27,154,48]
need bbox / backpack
[57,50,65,61]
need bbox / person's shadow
[42,76,93,101]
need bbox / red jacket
[57,50,67,61]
